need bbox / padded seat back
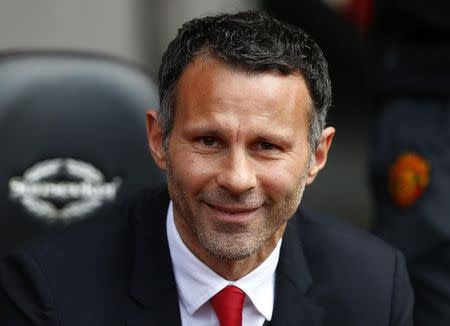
[0,51,165,257]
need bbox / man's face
[148,57,333,265]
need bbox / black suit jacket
[0,188,413,325]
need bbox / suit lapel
[125,189,324,326]
[271,212,324,326]
[127,188,182,326]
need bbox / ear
[146,109,167,170]
[306,126,335,185]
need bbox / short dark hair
[158,11,332,152]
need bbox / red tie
[210,285,245,326]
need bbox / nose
[216,148,257,194]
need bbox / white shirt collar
[166,201,281,322]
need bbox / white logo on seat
[9,158,121,222]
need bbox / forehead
[173,57,312,128]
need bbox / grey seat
[0,51,165,257]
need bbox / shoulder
[0,186,170,323]
[297,208,405,285]
[298,208,399,263]
[0,198,132,298]
[0,189,168,292]
[294,211,413,325]
[295,209,413,325]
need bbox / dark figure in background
[263,0,367,88]
[368,0,450,325]
[1,11,413,325]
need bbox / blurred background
[0,0,372,228]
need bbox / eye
[251,140,283,157]
[260,141,276,151]
[200,136,218,147]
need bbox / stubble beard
[167,159,309,262]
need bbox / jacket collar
[271,210,324,326]
[128,188,182,325]
[127,189,323,326]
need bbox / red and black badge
[388,153,430,209]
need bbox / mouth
[204,202,259,223]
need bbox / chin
[198,230,265,261]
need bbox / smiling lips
[205,202,260,223]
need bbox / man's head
[158,11,332,154]
[147,11,334,278]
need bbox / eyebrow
[182,122,296,146]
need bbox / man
[0,11,412,325]
[368,1,450,325]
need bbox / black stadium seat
[0,51,165,257]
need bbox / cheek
[263,173,296,199]
[258,158,309,198]
[170,151,217,192]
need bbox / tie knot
[210,285,245,326]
